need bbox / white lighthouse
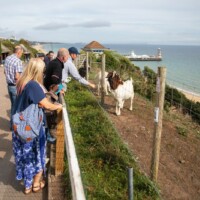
[157,48,162,58]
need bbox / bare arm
[15,72,21,82]
[39,98,62,111]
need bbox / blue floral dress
[12,81,46,189]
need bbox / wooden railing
[55,94,86,200]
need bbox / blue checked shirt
[4,54,23,84]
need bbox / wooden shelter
[82,41,108,53]
[0,43,10,64]
[20,44,31,62]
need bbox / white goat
[107,71,134,116]
[95,71,111,96]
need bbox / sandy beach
[179,90,200,103]
[31,44,47,54]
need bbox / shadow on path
[6,109,11,119]
[0,117,10,132]
[0,133,23,192]
[4,94,9,99]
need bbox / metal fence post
[128,168,133,200]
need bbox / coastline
[31,44,47,54]
[177,88,200,103]
[31,43,200,103]
[168,83,200,103]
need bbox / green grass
[176,126,188,137]
[64,80,160,200]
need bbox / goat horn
[112,71,116,78]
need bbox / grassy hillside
[64,81,160,200]
[0,38,39,60]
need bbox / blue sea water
[43,43,200,95]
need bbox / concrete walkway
[0,66,47,200]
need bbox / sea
[43,43,200,96]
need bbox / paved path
[0,66,47,200]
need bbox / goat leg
[129,96,133,111]
[116,102,121,116]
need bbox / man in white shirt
[62,47,95,90]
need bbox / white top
[62,57,89,86]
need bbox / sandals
[33,180,46,193]
[24,186,32,195]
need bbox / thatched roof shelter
[82,41,108,53]
[1,43,11,53]
[20,44,30,54]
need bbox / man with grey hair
[44,48,69,91]
[4,45,23,129]
[43,48,69,143]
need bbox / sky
[0,0,200,45]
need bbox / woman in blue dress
[12,58,62,194]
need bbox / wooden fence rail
[56,95,86,200]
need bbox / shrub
[176,126,188,137]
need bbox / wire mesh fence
[76,52,200,125]
[74,52,200,198]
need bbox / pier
[125,48,162,61]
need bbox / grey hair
[14,45,23,53]
[57,48,69,57]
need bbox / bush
[176,126,188,137]
[17,38,38,58]
[2,40,15,52]
[165,85,200,124]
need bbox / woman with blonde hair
[12,58,62,194]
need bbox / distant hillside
[0,38,39,59]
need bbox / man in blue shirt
[4,45,23,129]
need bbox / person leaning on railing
[43,48,69,92]
[62,47,95,91]
[12,58,62,194]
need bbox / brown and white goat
[107,71,134,116]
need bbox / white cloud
[0,0,200,45]
[72,21,111,28]
[34,21,111,30]
[34,23,69,30]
